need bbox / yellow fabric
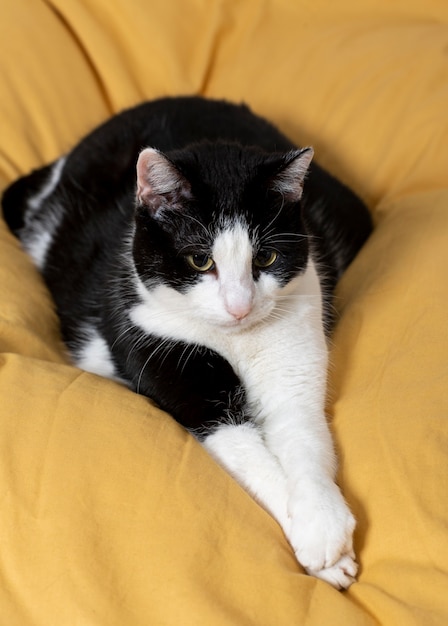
[1,0,447,623]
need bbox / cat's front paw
[306,552,358,590]
[287,480,357,589]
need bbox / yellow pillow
[1,1,447,624]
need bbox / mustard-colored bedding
[1,1,448,624]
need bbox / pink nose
[225,301,253,320]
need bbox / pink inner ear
[136,149,153,204]
[272,147,314,202]
[136,148,170,205]
[136,147,191,208]
[136,148,177,204]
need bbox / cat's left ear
[136,147,191,215]
[270,147,314,202]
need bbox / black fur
[2,96,372,434]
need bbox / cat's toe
[287,482,356,574]
[306,553,358,590]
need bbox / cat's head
[132,142,314,330]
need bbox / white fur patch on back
[25,230,54,269]
[27,157,67,216]
[22,157,66,269]
[74,325,120,381]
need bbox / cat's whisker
[135,354,153,395]
[275,294,301,299]
[136,337,177,393]
[110,324,138,351]
[276,294,321,300]
[270,309,290,320]
[260,201,285,240]
[263,238,309,246]
[126,333,154,367]
[262,231,312,242]
[182,213,214,241]
[178,343,199,375]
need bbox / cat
[2,96,372,589]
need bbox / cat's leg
[226,275,357,588]
[249,328,357,589]
[259,399,357,589]
[201,421,290,535]
[202,420,356,590]
[257,349,357,589]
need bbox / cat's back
[2,97,291,236]
[85,96,293,156]
[2,96,371,300]
[60,97,293,194]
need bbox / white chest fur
[129,223,357,589]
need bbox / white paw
[286,480,357,588]
[307,553,358,590]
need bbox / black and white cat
[2,96,372,589]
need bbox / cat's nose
[225,300,253,320]
[221,280,255,321]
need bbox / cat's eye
[254,249,278,268]
[186,254,215,272]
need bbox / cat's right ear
[136,148,191,216]
[269,148,314,202]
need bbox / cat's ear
[136,147,191,215]
[270,147,314,201]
